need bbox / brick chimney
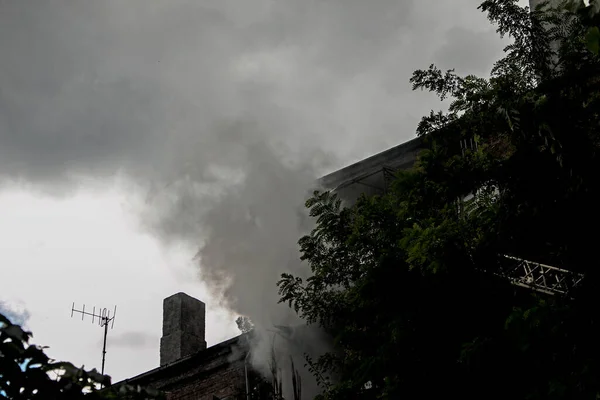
[160,292,207,366]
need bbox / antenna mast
[71,303,117,377]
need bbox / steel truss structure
[493,255,584,296]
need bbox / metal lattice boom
[494,255,584,296]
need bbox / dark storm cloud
[0,0,505,186]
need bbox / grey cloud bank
[0,0,503,186]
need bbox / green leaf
[586,26,600,55]
[3,324,30,343]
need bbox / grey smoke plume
[0,0,509,396]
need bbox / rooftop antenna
[71,302,117,378]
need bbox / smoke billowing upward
[140,119,331,396]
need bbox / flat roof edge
[318,136,424,189]
[113,334,247,386]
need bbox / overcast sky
[0,0,525,383]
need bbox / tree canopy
[278,1,600,399]
[0,312,162,400]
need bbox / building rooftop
[318,136,423,190]
[120,334,248,388]
[317,136,424,203]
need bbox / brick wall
[119,335,250,400]
[163,362,246,400]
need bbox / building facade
[116,138,424,399]
[116,293,253,400]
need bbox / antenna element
[71,302,117,379]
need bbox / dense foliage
[0,313,161,400]
[278,1,600,399]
